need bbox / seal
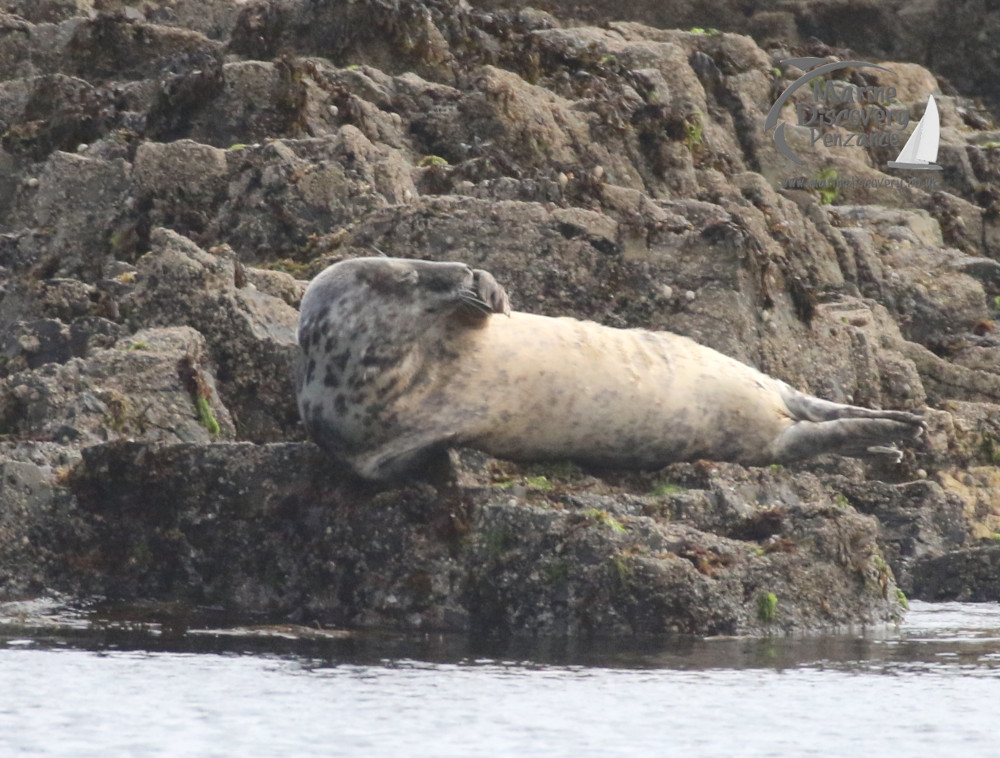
[296,257,924,481]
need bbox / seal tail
[771,389,925,463]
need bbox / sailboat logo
[887,95,942,170]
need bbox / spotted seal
[296,257,924,481]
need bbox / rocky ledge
[1,0,999,636]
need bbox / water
[2,601,1000,757]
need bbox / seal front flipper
[351,432,459,482]
[472,269,510,316]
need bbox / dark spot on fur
[376,379,398,400]
[306,358,316,383]
[324,365,340,388]
[310,329,321,347]
[332,351,350,371]
[361,351,394,368]
[362,402,390,425]
[324,336,338,353]
[334,394,347,414]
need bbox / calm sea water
[2,600,999,757]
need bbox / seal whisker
[458,289,493,314]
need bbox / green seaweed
[196,395,221,435]
[584,508,627,533]
[684,111,704,151]
[524,475,555,491]
[649,481,684,497]
[757,592,778,623]
[895,588,909,610]
[816,167,839,205]
[418,155,449,167]
[610,554,633,584]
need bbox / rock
[909,545,1000,602]
[827,206,991,344]
[899,342,1000,405]
[924,192,989,257]
[171,60,314,146]
[936,468,1000,542]
[0,325,234,446]
[825,476,969,592]
[243,267,307,308]
[950,256,1000,290]
[59,441,905,634]
[122,228,301,440]
[0,314,125,376]
[1,319,73,371]
[475,0,1000,114]
[65,13,225,81]
[205,129,417,261]
[0,459,83,598]
[31,151,131,278]
[133,139,229,207]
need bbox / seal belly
[455,312,789,466]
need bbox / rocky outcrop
[1,0,999,633]
[910,544,1000,602]
[11,442,898,635]
[475,0,1000,112]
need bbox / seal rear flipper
[781,388,924,425]
[770,416,923,463]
